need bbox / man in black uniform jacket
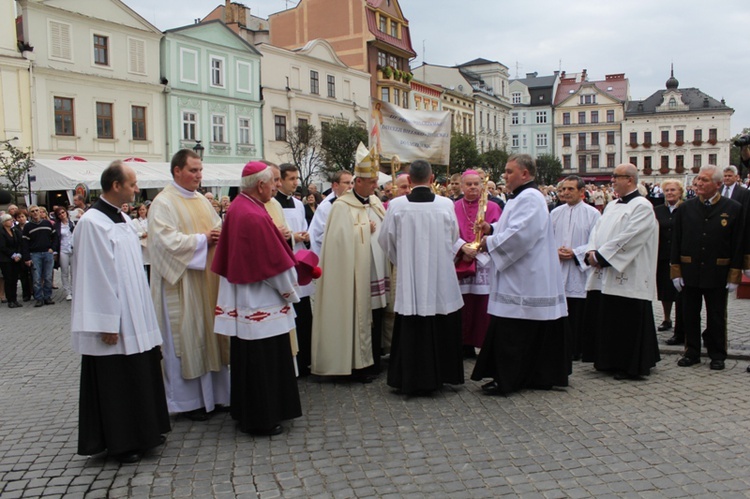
[671,164,745,371]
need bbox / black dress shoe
[677,356,700,367]
[657,320,673,332]
[665,336,683,346]
[34,300,44,307]
[481,381,504,395]
[245,424,283,436]
[115,451,142,464]
[44,298,55,305]
[709,360,725,371]
[183,408,210,421]
[8,302,16,308]
[13,301,22,308]
[463,345,477,358]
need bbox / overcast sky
[125,0,749,136]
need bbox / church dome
[665,66,678,90]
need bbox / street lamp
[193,140,204,160]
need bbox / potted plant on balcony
[383,66,393,79]
[643,141,652,148]
[675,163,685,174]
[692,140,703,146]
[658,141,669,148]
[708,138,718,145]
[691,165,700,173]
[394,69,403,82]
[629,142,639,148]
[403,72,413,84]
[659,165,669,175]
[643,166,653,176]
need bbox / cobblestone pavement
[2,287,750,498]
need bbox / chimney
[525,72,537,78]
[581,69,587,81]
[225,1,248,27]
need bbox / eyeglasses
[611,174,632,179]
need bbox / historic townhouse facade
[508,72,558,158]
[623,69,733,177]
[258,39,371,165]
[457,59,512,152]
[554,70,629,180]
[409,79,442,112]
[161,20,262,163]
[269,0,416,110]
[1,0,32,148]
[412,63,475,135]
[17,0,165,161]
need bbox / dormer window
[668,97,677,108]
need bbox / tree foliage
[320,121,368,178]
[479,148,509,182]
[535,154,563,186]
[0,140,33,202]
[284,123,325,189]
[449,132,480,173]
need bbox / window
[128,37,146,75]
[394,88,400,107]
[512,92,522,104]
[578,111,586,124]
[49,20,72,61]
[563,112,570,125]
[709,128,717,142]
[693,154,702,168]
[378,51,387,68]
[536,111,547,124]
[210,56,225,87]
[563,134,571,147]
[591,111,598,124]
[607,153,615,168]
[630,156,638,167]
[379,15,387,32]
[182,111,197,140]
[211,115,225,142]
[327,75,335,98]
[512,135,519,147]
[676,155,684,171]
[607,131,615,145]
[592,155,599,168]
[236,61,253,93]
[93,35,108,65]
[54,97,74,136]
[644,156,652,170]
[132,106,146,141]
[578,132,586,149]
[381,87,390,103]
[694,129,702,142]
[591,132,599,146]
[522,135,527,147]
[95,102,113,139]
[310,70,319,94]
[536,133,548,147]
[297,118,309,142]
[563,155,571,169]
[606,110,615,122]
[668,97,677,108]
[391,20,398,37]
[630,132,637,145]
[661,156,669,170]
[579,155,587,169]
[676,129,684,144]
[388,54,398,69]
[238,118,251,144]
[661,130,669,144]
[644,132,652,145]
[709,153,717,165]
[580,94,596,104]
[274,115,287,141]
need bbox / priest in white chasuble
[550,175,600,361]
[149,149,230,421]
[212,162,302,436]
[72,161,170,464]
[471,154,569,396]
[583,163,660,380]
[311,144,389,382]
[379,160,465,396]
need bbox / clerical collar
[275,191,295,208]
[406,185,435,203]
[91,197,125,223]
[698,192,721,205]
[352,189,370,205]
[508,181,537,200]
[171,181,199,198]
[617,189,640,204]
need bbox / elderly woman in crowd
[53,207,75,301]
[0,213,24,308]
[654,179,684,344]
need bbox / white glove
[672,277,684,292]
[727,283,739,292]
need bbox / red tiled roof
[555,75,629,106]
[365,9,415,57]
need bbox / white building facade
[509,72,558,159]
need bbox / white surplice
[378,194,463,316]
[308,192,335,256]
[585,196,658,301]
[485,186,567,321]
[280,196,314,298]
[550,201,601,299]
[71,209,161,356]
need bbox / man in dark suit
[722,165,750,217]
[671,164,746,371]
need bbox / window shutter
[128,38,146,74]
[49,21,72,60]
